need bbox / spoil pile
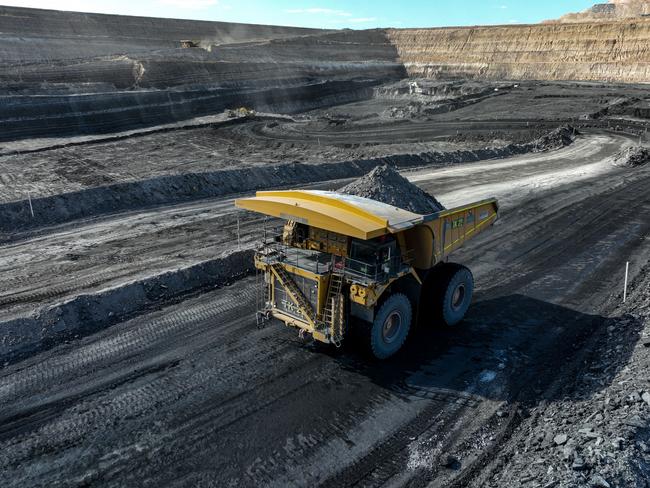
[489,261,650,488]
[532,125,579,151]
[612,146,650,167]
[339,165,445,214]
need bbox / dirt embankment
[0,125,577,236]
[386,20,650,83]
[0,249,254,364]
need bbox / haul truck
[235,190,498,359]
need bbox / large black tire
[436,264,473,326]
[367,293,412,359]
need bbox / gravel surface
[1,8,649,485]
[480,261,650,488]
[2,143,649,487]
[339,164,445,214]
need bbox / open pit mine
[0,4,649,488]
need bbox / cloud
[348,17,377,23]
[495,4,508,9]
[284,7,352,17]
[158,0,219,8]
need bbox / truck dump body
[236,189,498,355]
[237,190,426,239]
[405,199,499,269]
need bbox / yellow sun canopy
[235,190,426,240]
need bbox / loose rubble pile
[489,262,650,488]
[532,125,579,151]
[339,165,445,214]
[612,146,650,168]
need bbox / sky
[0,1,602,28]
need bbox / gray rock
[642,391,650,407]
[562,446,576,461]
[554,434,568,446]
[572,455,588,471]
[612,437,625,450]
[440,454,458,468]
[541,481,559,488]
[624,416,645,428]
[590,474,611,488]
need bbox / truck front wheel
[368,293,412,359]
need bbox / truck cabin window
[349,237,398,276]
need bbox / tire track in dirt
[1,132,648,486]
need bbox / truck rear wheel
[368,293,412,359]
[438,264,473,326]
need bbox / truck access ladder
[270,263,316,326]
[255,266,272,328]
[322,259,345,346]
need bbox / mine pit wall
[0,7,405,141]
[0,6,321,62]
[0,79,385,141]
[386,20,650,83]
[2,7,649,141]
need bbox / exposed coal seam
[0,249,254,366]
[0,118,247,157]
[0,79,385,142]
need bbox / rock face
[1,6,649,141]
[0,5,320,62]
[339,165,445,215]
[0,7,404,141]
[551,0,650,23]
[386,20,650,83]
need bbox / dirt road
[0,130,629,319]
[1,130,648,487]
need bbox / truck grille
[274,273,319,321]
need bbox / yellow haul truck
[236,190,498,359]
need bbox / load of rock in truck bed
[339,164,445,214]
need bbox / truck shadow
[331,293,643,408]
